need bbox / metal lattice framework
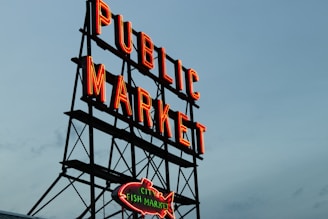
[28,1,203,218]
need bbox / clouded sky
[1,0,328,219]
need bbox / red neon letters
[93,0,200,100]
[136,87,153,128]
[187,68,200,101]
[138,32,154,70]
[174,59,183,91]
[84,56,106,103]
[115,14,133,54]
[155,100,172,138]
[176,112,190,147]
[159,47,174,84]
[94,0,111,35]
[88,0,206,154]
[195,122,206,154]
[110,75,133,116]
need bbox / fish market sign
[112,178,175,219]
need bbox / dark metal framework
[28,1,203,218]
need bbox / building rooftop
[0,211,44,219]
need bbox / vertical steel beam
[87,1,96,218]
[189,101,201,219]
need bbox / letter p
[94,0,111,35]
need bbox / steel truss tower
[28,1,204,218]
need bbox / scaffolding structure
[28,1,204,218]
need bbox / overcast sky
[1,1,328,219]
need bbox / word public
[85,0,206,154]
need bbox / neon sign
[83,0,207,155]
[112,178,175,219]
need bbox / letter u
[115,14,133,54]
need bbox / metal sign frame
[28,1,205,218]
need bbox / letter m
[83,56,106,103]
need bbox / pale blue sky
[0,1,328,218]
